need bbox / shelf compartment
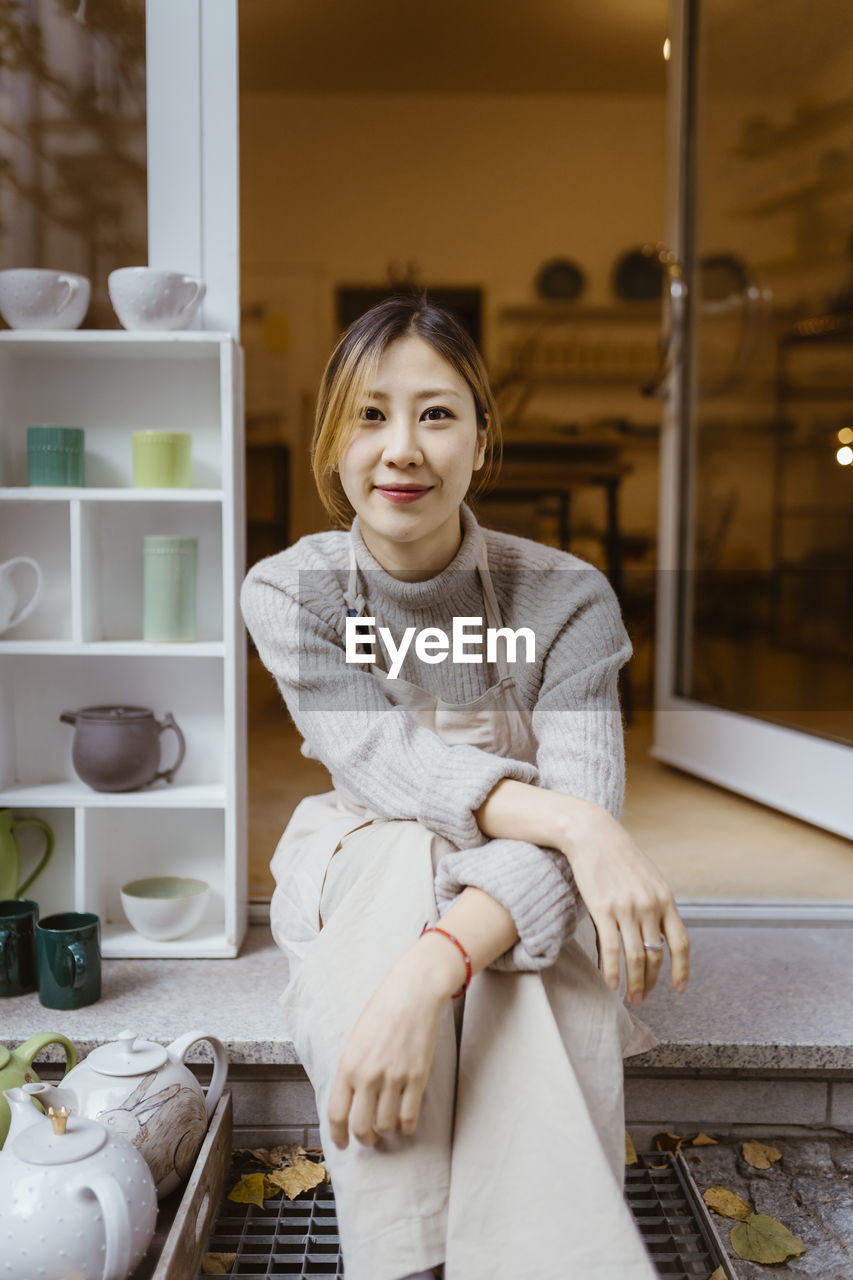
[0,339,225,489]
[80,807,227,959]
[0,653,226,791]
[79,502,223,643]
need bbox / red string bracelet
[420,922,472,999]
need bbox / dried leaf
[227,1172,267,1207]
[742,1139,782,1169]
[269,1142,307,1167]
[625,1131,638,1166]
[647,1161,669,1170]
[654,1130,683,1155]
[201,1254,236,1275]
[707,1269,726,1280]
[692,1132,718,1146]
[266,1158,328,1200]
[232,1147,279,1168]
[730,1213,807,1263]
[703,1185,752,1220]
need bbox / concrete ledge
[5,924,853,1074]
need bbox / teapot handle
[166,1030,228,1122]
[152,712,186,785]
[85,1174,132,1280]
[16,1031,78,1074]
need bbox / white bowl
[108,267,206,331]
[0,268,90,330]
[120,876,209,940]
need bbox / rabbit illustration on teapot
[30,1029,228,1198]
[98,1069,206,1193]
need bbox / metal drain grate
[200,1151,733,1278]
[626,1151,735,1278]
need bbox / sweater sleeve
[531,567,632,819]
[432,565,632,973]
[240,563,539,851]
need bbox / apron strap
[346,538,388,675]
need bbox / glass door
[654,0,853,900]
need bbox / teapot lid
[13,1113,106,1166]
[85,1030,168,1076]
[70,705,153,721]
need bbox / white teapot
[0,1086,157,1280]
[0,556,43,634]
[32,1028,228,1198]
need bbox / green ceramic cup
[27,426,85,486]
[36,911,101,1010]
[143,535,198,642]
[133,431,192,488]
[0,899,39,998]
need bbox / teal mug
[36,912,101,1009]
[27,426,85,486]
[0,810,54,900]
[0,899,39,998]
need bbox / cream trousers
[278,818,658,1280]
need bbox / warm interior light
[837,445,853,466]
[663,37,671,61]
[838,426,853,445]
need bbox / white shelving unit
[0,330,247,957]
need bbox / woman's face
[337,334,486,580]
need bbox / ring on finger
[642,935,665,952]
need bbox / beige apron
[276,533,659,1280]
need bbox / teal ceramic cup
[36,911,101,1009]
[143,535,198,642]
[133,431,192,488]
[0,899,39,998]
[27,426,85,486]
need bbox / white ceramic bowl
[120,876,209,940]
[0,268,90,330]
[108,267,206,331]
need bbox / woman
[241,295,690,1280]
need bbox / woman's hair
[311,293,503,527]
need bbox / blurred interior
[2,0,850,904]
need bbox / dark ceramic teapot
[60,706,186,792]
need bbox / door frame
[654,0,853,924]
[145,0,240,338]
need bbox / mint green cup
[143,536,198,642]
[27,426,85,486]
[133,431,192,488]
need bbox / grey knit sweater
[240,502,632,973]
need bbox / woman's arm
[327,884,518,1149]
[475,777,690,1004]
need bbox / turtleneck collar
[349,501,485,608]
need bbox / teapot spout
[59,711,78,725]
[23,1081,77,1114]
[2,1087,45,1144]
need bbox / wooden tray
[134,1090,233,1280]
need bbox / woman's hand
[558,800,690,1006]
[327,943,456,1150]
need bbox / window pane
[0,0,146,328]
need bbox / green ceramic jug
[0,810,54,899]
[0,1032,77,1146]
